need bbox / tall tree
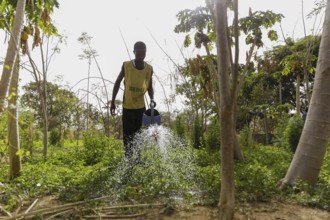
[0,0,60,159]
[21,82,80,137]
[175,2,282,160]
[211,1,282,218]
[0,0,26,114]
[8,55,21,179]
[214,0,236,218]
[280,36,320,115]
[21,0,61,158]
[78,32,111,137]
[280,0,330,185]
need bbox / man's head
[133,41,146,61]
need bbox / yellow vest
[123,61,152,109]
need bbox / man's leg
[122,108,135,162]
[123,108,145,163]
[132,108,145,163]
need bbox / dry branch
[24,199,38,214]
[0,196,165,220]
[96,203,166,211]
[84,212,147,219]
[44,209,72,220]
[0,206,11,217]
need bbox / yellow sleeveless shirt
[123,61,152,109]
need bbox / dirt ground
[2,196,330,220]
[155,202,330,220]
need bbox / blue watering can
[143,101,161,126]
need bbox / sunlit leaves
[0,0,59,54]
[0,0,15,30]
[184,34,191,47]
[239,10,284,48]
[280,35,321,76]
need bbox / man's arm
[110,66,124,116]
[147,69,155,108]
[147,69,154,101]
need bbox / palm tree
[280,0,330,185]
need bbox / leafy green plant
[287,149,330,211]
[116,135,200,202]
[205,117,220,152]
[197,165,220,204]
[1,130,329,212]
[79,133,123,166]
[173,115,186,140]
[239,125,254,148]
[192,117,204,149]
[49,128,63,147]
[283,115,304,152]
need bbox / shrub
[289,149,330,210]
[239,125,254,148]
[192,117,204,149]
[49,128,63,147]
[79,133,123,166]
[283,115,304,152]
[205,117,220,152]
[197,165,220,204]
[173,115,186,140]
[235,145,291,202]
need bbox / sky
[2,0,322,112]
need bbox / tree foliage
[239,10,283,47]
[21,82,79,132]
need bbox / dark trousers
[122,107,145,160]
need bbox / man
[110,41,155,163]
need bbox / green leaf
[16,148,25,156]
[184,34,191,48]
[267,30,278,41]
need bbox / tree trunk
[215,0,235,218]
[29,123,33,157]
[262,111,271,145]
[279,76,283,104]
[296,74,301,116]
[303,70,311,104]
[219,109,235,219]
[86,59,91,132]
[280,0,330,186]
[0,0,26,114]
[203,39,244,161]
[42,74,48,159]
[8,55,21,179]
[40,45,49,159]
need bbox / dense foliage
[0,129,329,211]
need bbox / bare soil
[158,202,330,220]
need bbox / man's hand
[110,101,116,116]
[150,99,156,108]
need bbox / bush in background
[282,115,304,152]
